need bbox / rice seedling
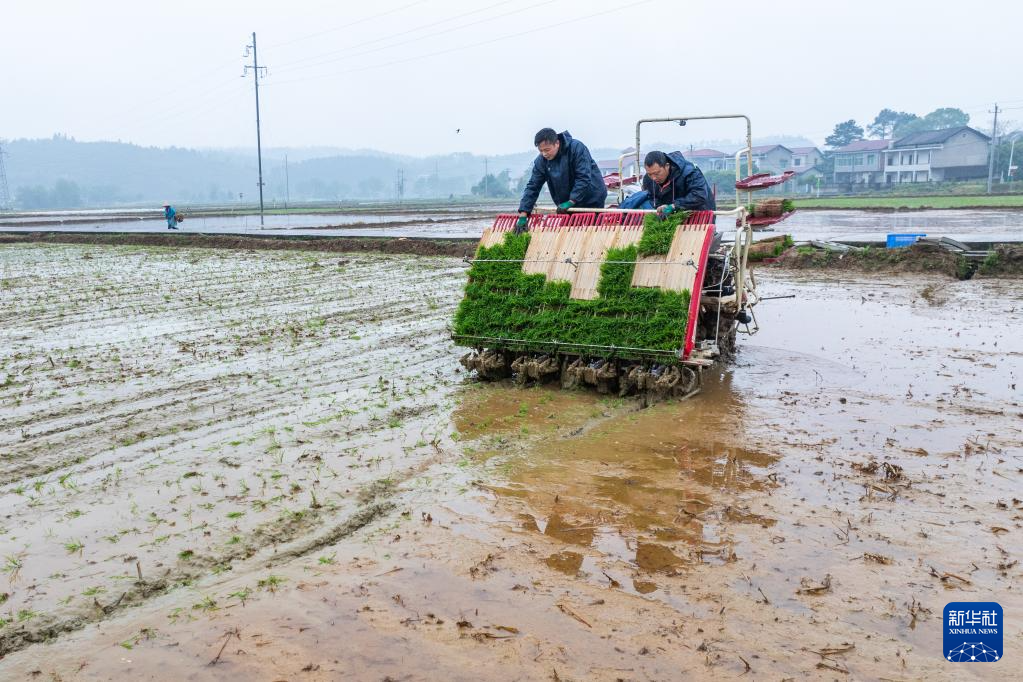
[3,555,24,583]
[227,587,252,605]
[257,574,285,593]
[192,596,218,613]
[454,230,691,354]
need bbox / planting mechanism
[454,115,782,399]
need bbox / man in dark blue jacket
[625,150,716,216]
[515,129,607,233]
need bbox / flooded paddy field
[0,207,498,240]
[3,207,1022,245]
[1,242,1021,680]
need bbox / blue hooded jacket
[517,131,607,214]
[640,151,716,211]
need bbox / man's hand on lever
[556,200,575,215]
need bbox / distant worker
[163,203,179,230]
[621,151,716,215]
[515,128,607,234]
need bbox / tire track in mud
[0,402,458,657]
[0,242,471,655]
[0,482,397,657]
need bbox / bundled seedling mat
[453,210,715,363]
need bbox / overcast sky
[4,0,1020,156]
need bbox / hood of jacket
[665,151,690,180]
[554,130,575,158]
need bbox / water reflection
[723,208,1023,243]
[452,372,779,589]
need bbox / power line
[127,79,250,134]
[265,0,430,49]
[105,59,246,131]
[114,3,444,141]
[272,0,533,74]
[266,0,656,88]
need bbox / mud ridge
[0,232,476,257]
[769,241,1023,279]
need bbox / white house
[881,126,990,183]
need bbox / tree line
[824,107,972,147]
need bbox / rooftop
[833,139,891,153]
[684,148,727,158]
[750,144,792,155]
[597,158,638,169]
[893,126,990,147]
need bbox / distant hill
[0,134,813,209]
[1,136,544,208]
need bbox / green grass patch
[748,235,794,262]
[453,230,691,355]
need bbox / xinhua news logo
[944,602,1003,663]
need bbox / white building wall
[931,131,988,169]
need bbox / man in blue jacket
[515,129,607,233]
[622,151,716,215]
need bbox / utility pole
[986,103,1000,194]
[284,154,290,210]
[0,143,11,211]
[395,169,405,204]
[243,32,268,226]
[1007,134,1018,185]
[484,157,489,198]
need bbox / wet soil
[1,243,1021,680]
[772,242,1023,279]
[0,232,477,258]
[773,241,968,278]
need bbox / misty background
[2,0,1020,208]
[2,133,821,207]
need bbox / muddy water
[772,207,1023,242]
[707,208,1023,245]
[416,273,1020,679]
[1,245,1021,680]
